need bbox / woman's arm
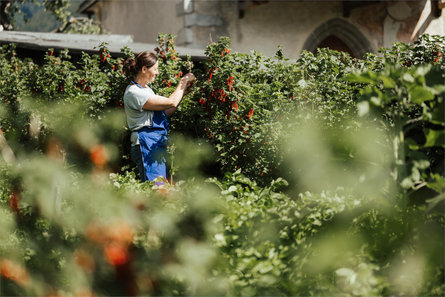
[164,82,194,117]
[164,106,177,117]
[142,73,195,111]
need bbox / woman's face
[143,61,159,83]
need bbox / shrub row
[0,33,443,296]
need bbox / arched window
[303,18,373,58]
[316,35,355,57]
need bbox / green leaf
[357,101,370,117]
[402,73,415,83]
[409,85,434,104]
[401,177,414,189]
[413,159,430,170]
[370,95,382,106]
[297,79,307,88]
[423,129,445,147]
[426,193,445,212]
[415,64,432,76]
[380,76,395,88]
[426,173,445,194]
[346,72,376,84]
[425,67,445,94]
[228,185,238,192]
[336,267,355,277]
[430,98,444,124]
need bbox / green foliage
[171,38,361,183]
[213,171,366,296]
[6,0,102,34]
[6,0,69,28]
[348,52,445,203]
[0,34,444,296]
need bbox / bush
[0,33,444,296]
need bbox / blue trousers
[130,145,147,182]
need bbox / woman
[123,51,195,182]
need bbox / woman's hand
[141,74,196,112]
[164,73,196,116]
[180,73,196,89]
[178,73,196,95]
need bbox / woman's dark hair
[123,51,158,77]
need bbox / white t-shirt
[123,84,155,146]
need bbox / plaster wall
[89,0,444,59]
[425,14,445,35]
[220,1,343,59]
[99,0,183,44]
[218,1,385,59]
[422,0,445,36]
[215,0,442,59]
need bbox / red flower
[112,65,115,71]
[89,145,107,168]
[208,68,214,82]
[221,48,231,56]
[85,86,91,92]
[9,191,20,215]
[49,50,53,56]
[0,259,30,287]
[227,75,234,91]
[199,98,206,104]
[248,109,254,120]
[232,101,238,111]
[219,89,227,102]
[104,242,129,266]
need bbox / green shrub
[0,33,444,296]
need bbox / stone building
[78,0,445,59]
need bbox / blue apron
[132,81,170,182]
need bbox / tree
[0,0,100,34]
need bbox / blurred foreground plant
[0,34,444,297]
